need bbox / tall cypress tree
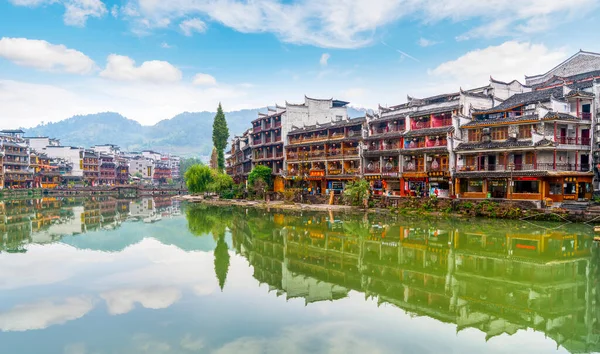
[212,103,229,171]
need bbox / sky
[0,0,600,128]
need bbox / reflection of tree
[214,232,230,291]
[185,204,234,238]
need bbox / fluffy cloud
[180,18,207,36]
[99,54,182,83]
[192,73,217,86]
[117,0,596,48]
[0,297,94,331]
[9,0,107,26]
[418,37,439,47]
[319,53,330,66]
[0,37,96,74]
[101,287,181,315]
[429,41,568,86]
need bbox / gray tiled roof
[474,87,563,114]
[409,104,459,118]
[289,117,365,135]
[461,114,539,128]
[456,138,532,151]
[403,126,454,137]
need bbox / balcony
[343,147,359,156]
[405,140,426,149]
[381,165,399,173]
[425,139,447,148]
[428,163,449,172]
[368,144,381,151]
[556,136,591,145]
[310,151,326,159]
[265,136,272,144]
[275,152,284,158]
[344,168,361,175]
[328,169,343,176]
[264,123,272,130]
[580,112,592,120]
[411,120,430,130]
[274,121,281,128]
[364,163,381,174]
[253,126,261,133]
[431,118,453,128]
[327,150,343,158]
[382,143,402,151]
[403,164,424,172]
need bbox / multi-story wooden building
[153,163,172,184]
[82,150,100,186]
[286,117,365,194]
[455,76,597,203]
[99,154,116,186]
[251,107,285,178]
[0,130,32,189]
[228,129,253,184]
[115,156,129,185]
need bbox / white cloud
[192,73,217,86]
[101,287,181,315]
[418,37,439,47]
[9,0,107,26]
[111,4,119,18]
[0,297,94,331]
[160,41,173,48]
[179,18,207,36]
[99,54,182,83]
[63,0,107,26]
[116,0,596,48]
[0,37,96,74]
[429,41,568,87]
[319,53,330,66]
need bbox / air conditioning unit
[509,132,518,139]
[426,156,433,162]
[482,127,491,134]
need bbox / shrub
[343,179,370,207]
[184,164,213,194]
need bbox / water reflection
[0,196,181,253]
[0,199,598,353]
[191,206,597,353]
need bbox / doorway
[488,155,496,171]
[513,154,523,170]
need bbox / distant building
[99,154,116,186]
[0,131,32,189]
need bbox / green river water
[0,197,599,353]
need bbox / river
[0,197,598,353]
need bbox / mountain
[23,106,371,157]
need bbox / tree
[248,165,272,188]
[184,164,213,194]
[212,103,229,171]
[210,148,218,170]
[343,179,370,207]
[208,171,234,194]
[213,232,230,291]
[180,157,204,177]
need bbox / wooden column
[576,151,579,171]
[554,121,557,141]
[576,124,579,145]
[534,150,538,169]
[553,149,557,170]
[577,98,580,118]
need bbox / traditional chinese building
[368,87,500,197]
[250,107,285,187]
[455,73,597,203]
[99,154,116,186]
[82,150,100,186]
[115,156,129,185]
[286,117,365,194]
[0,130,33,189]
[153,163,172,184]
[228,129,253,185]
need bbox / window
[463,179,484,193]
[513,181,539,193]
[468,129,481,142]
[491,127,508,140]
[518,125,532,138]
[564,182,576,195]
[334,115,343,122]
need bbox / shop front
[545,175,593,202]
[427,171,451,198]
[365,175,384,196]
[402,173,428,197]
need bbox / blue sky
[1,0,599,128]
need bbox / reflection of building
[230,211,599,352]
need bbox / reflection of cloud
[64,342,87,354]
[213,321,389,354]
[0,297,94,332]
[101,287,181,315]
[180,333,205,351]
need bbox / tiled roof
[456,138,532,151]
[534,138,558,147]
[364,130,405,140]
[403,126,454,138]
[289,117,365,135]
[461,114,539,128]
[531,69,600,89]
[409,104,459,118]
[474,87,563,115]
[542,112,581,121]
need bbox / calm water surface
[0,197,598,353]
